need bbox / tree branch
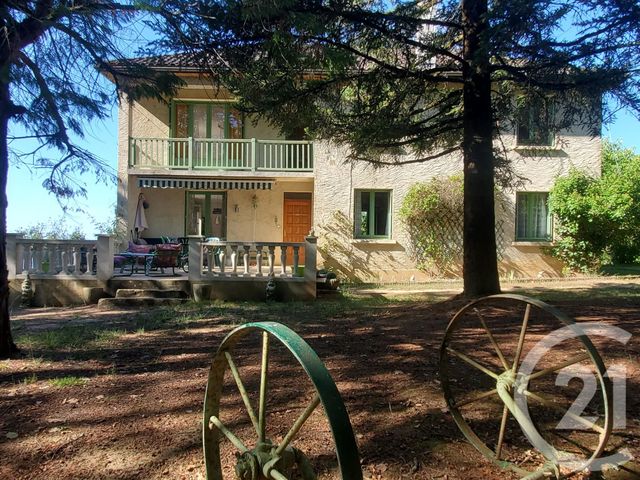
[350,145,461,165]
[15,50,70,146]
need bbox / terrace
[7,235,318,305]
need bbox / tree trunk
[0,77,19,359]
[461,0,501,297]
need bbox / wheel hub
[234,441,296,480]
[496,369,516,391]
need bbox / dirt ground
[1,278,639,480]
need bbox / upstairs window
[516,192,552,241]
[355,190,391,239]
[517,98,553,146]
[171,102,243,139]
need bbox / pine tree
[0,1,181,358]
[155,0,640,296]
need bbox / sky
[6,12,153,240]
[7,109,119,239]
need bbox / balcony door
[185,192,226,239]
[171,102,244,167]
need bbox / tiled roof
[109,53,216,73]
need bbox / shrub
[548,142,640,272]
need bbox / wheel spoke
[259,331,269,443]
[512,303,531,372]
[474,308,510,371]
[275,393,321,456]
[523,390,605,434]
[446,347,500,380]
[452,388,498,409]
[225,351,260,436]
[209,415,249,453]
[495,404,509,459]
[525,352,591,381]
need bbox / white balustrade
[243,246,250,276]
[129,137,313,172]
[8,236,315,288]
[256,246,263,276]
[280,247,287,277]
[11,239,97,277]
[230,245,238,275]
[267,246,276,275]
[293,246,300,275]
[197,241,305,279]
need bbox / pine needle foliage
[153,0,640,296]
[0,1,182,358]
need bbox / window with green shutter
[354,190,391,239]
[515,192,552,241]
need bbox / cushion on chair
[128,241,155,254]
[153,244,182,269]
[155,243,182,252]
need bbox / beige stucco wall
[124,80,282,141]
[226,180,313,242]
[313,125,601,282]
[116,79,602,281]
[127,178,312,242]
[116,82,289,246]
[313,143,461,283]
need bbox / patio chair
[150,243,182,275]
[115,242,156,275]
[177,236,189,272]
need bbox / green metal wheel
[440,294,613,479]
[203,321,362,480]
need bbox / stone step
[115,288,188,299]
[97,297,188,310]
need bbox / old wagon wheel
[440,294,613,479]
[203,321,362,480]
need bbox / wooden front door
[283,193,312,264]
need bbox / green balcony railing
[129,137,314,172]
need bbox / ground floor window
[185,191,227,238]
[515,192,552,241]
[355,190,391,238]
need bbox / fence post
[304,234,317,298]
[6,233,21,280]
[251,138,257,171]
[96,235,114,282]
[188,237,203,281]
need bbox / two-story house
[112,54,601,282]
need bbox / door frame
[184,191,228,239]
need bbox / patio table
[118,252,156,276]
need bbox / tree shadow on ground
[1,285,639,479]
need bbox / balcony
[129,137,314,172]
